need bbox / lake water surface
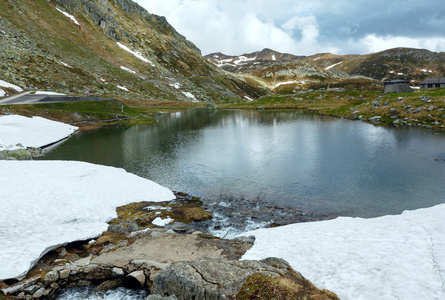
[42,109,445,219]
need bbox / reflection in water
[42,109,445,218]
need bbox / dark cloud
[134,0,445,55]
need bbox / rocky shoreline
[0,193,338,300]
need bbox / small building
[419,78,445,89]
[383,80,413,93]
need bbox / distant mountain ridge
[205,47,445,92]
[0,0,266,103]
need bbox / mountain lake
[42,109,445,223]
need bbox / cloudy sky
[134,0,445,56]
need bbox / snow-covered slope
[0,115,175,280]
[240,204,445,300]
[0,161,175,280]
[0,115,78,150]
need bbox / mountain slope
[205,49,379,93]
[206,47,445,93]
[0,0,267,104]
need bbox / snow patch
[0,115,77,151]
[273,81,298,89]
[58,61,72,68]
[152,217,174,227]
[116,42,155,67]
[0,89,5,97]
[0,160,175,280]
[117,85,129,91]
[145,206,172,211]
[34,91,66,95]
[325,61,343,70]
[0,79,23,92]
[234,56,257,65]
[240,204,445,300]
[169,82,181,89]
[120,66,136,74]
[56,8,80,26]
[244,96,254,101]
[272,55,276,61]
[182,91,198,102]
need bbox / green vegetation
[0,99,201,130]
[237,273,339,300]
[220,88,445,129]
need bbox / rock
[33,287,46,298]
[389,108,397,115]
[372,100,379,107]
[151,257,339,300]
[369,116,382,122]
[413,107,426,114]
[233,235,255,243]
[123,270,146,289]
[206,103,217,111]
[393,119,407,126]
[112,267,125,277]
[43,270,59,284]
[59,269,70,279]
[0,149,33,160]
[428,105,435,111]
[96,279,123,292]
[127,221,139,232]
[107,224,127,233]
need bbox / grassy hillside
[0,0,267,105]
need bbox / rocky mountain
[304,48,445,82]
[0,0,267,104]
[205,47,445,93]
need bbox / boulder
[369,116,382,122]
[123,270,146,289]
[150,257,339,300]
[413,107,426,114]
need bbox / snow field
[0,115,78,150]
[0,160,175,280]
[240,205,445,300]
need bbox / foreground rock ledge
[0,229,338,300]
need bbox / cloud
[358,34,445,54]
[134,0,445,55]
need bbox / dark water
[42,109,445,219]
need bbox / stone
[0,149,33,160]
[389,108,397,115]
[233,235,255,244]
[393,119,407,125]
[206,103,217,111]
[428,105,435,111]
[151,257,339,300]
[413,107,426,114]
[372,100,380,107]
[44,270,59,285]
[33,287,46,298]
[59,269,70,279]
[127,221,139,232]
[112,267,125,277]
[108,224,127,233]
[123,270,146,289]
[369,116,382,122]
